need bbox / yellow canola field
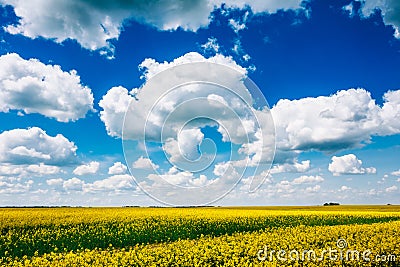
[1,206,399,266]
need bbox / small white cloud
[63,177,84,191]
[0,163,60,176]
[0,179,33,194]
[0,53,93,122]
[391,169,400,176]
[98,86,133,138]
[328,154,376,176]
[342,2,354,16]
[148,168,212,187]
[201,37,220,54]
[84,174,134,192]
[339,185,351,191]
[229,18,246,33]
[385,185,398,193]
[164,128,204,163]
[275,180,295,194]
[132,157,159,170]
[305,184,320,193]
[73,161,100,176]
[271,160,311,174]
[46,178,64,186]
[292,175,324,184]
[26,163,60,175]
[0,127,77,166]
[189,174,209,187]
[242,54,251,61]
[108,162,127,175]
[213,161,231,177]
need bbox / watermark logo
[122,62,275,206]
[257,238,397,262]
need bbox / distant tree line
[323,202,340,206]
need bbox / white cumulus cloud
[0,127,77,165]
[108,162,128,174]
[360,0,400,38]
[63,177,84,191]
[0,0,304,55]
[305,184,320,193]
[292,175,324,184]
[84,174,134,192]
[0,53,93,122]
[385,185,398,192]
[46,178,64,187]
[73,161,100,176]
[328,154,376,176]
[99,52,259,145]
[391,169,400,176]
[339,185,352,191]
[0,179,33,194]
[132,157,159,170]
[271,88,400,155]
[59,174,136,193]
[0,163,60,176]
[270,160,311,174]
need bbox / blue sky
[0,0,399,206]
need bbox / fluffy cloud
[292,175,324,184]
[391,169,400,176]
[0,53,93,122]
[164,128,204,163]
[328,154,376,176]
[46,178,63,186]
[270,159,310,174]
[148,166,212,187]
[98,86,133,138]
[0,163,60,176]
[385,185,398,192]
[1,0,304,54]
[380,90,400,134]
[271,88,400,153]
[63,177,84,191]
[25,163,60,175]
[99,52,269,150]
[100,52,276,204]
[0,127,77,165]
[214,0,303,14]
[84,174,134,192]
[73,161,100,176]
[339,185,352,191]
[0,179,33,194]
[138,52,246,80]
[60,174,135,193]
[275,180,295,194]
[132,157,159,170]
[305,184,320,193]
[201,37,220,54]
[272,89,379,151]
[108,162,128,174]
[360,0,400,38]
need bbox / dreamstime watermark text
[257,238,397,263]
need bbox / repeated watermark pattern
[257,238,397,262]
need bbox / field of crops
[1,205,399,266]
